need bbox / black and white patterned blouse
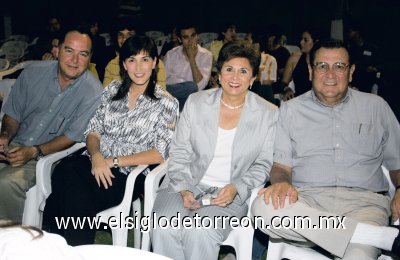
[84,80,179,174]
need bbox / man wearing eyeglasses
[252,39,400,259]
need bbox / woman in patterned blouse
[42,35,179,245]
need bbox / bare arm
[185,46,203,84]
[281,52,301,101]
[270,162,292,184]
[110,149,163,167]
[6,134,74,167]
[390,169,400,221]
[281,52,301,85]
[0,115,20,143]
[0,115,20,160]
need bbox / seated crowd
[0,17,399,260]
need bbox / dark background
[1,0,399,118]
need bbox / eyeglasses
[313,62,350,74]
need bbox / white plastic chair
[140,159,261,260]
[267,166,396,260]
[7,35,29,42]
[284,44,300,54]
[0,60,36,80]
[141,159,170,250]
[96,164,149,248]
[198,32,218,46]
[99,33,112,47]
[235,33,247,40]
[75,244,172,260]
[1,40,28,51]
[0,58,10,71]
[145,31,165,41]
[221,186,261,260]
[0,45,25,67]
[22,143,87,227]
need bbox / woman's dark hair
[216,41,261,77]
[113,35,159,101]
[217,23,236,41]
[302,27,323,43]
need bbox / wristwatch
[34,145,44,161]
[113,157,119,168]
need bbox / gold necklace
[220,99,245,109]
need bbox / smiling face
[219,57,256,99]
[58,31,91,85]
[309,47,355,106]
[123,50,157,87]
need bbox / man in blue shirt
[0,29,103,222]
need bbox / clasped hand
[0,138,36,167]
[181,184,238,209]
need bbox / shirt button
[29,137,33,141]
[39,123,43,127]
[336,125,340,128]
[336,143,340,147]
[49,109,52,112]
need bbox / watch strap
[113,157,119,168]
[34,145,44,161]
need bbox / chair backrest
[0,59,10,71]
[99,33,112,46]
[7,35,29,42]
[145,31,165,41]
[284,45,300,54]
[235,32,247,40]
[0,45,25,67]
[1,40,29,51]
[198,32,218,46]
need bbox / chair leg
[132,198,141,249]
[112,228,128,246]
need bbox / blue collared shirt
[274,88,400,192]
[4,61,103,146]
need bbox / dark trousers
[42,154,145,246]
[166,82,198,112]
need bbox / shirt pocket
[345,122,380,156]
[49,115,68,135]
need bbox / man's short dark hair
[310,38,352,65]
[176,21,198,38]
[216,41,261,77]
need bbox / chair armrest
[120,165,149,208]
[36,142,86,198]
[143,158,170,216]
[247,184,264,217]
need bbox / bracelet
[396,185,400,191]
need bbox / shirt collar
[310,86,351,108]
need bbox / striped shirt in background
[258,52,277,84]
[84,80,179,174]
